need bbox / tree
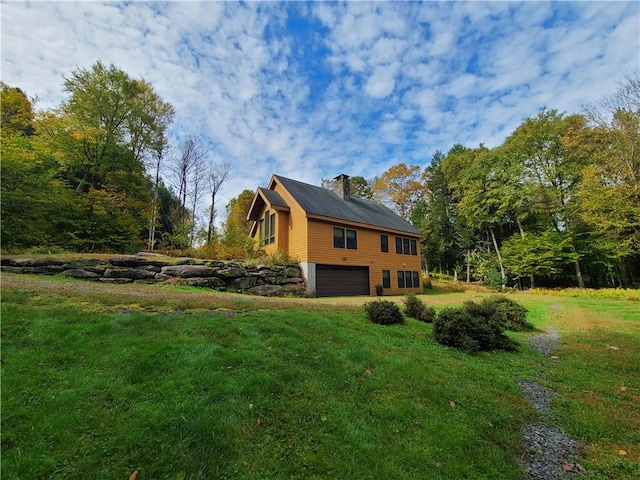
[350,175,374,199]
[411,151,461,276]
[581,74,640,285]
[373,163,423,219]
[207,160,232,244]
[441,145,510,287]
[57,61,172,193]
[221,189,255,256]
[147,137,172,250]
[502,110,591,288]
[1,82,35,136]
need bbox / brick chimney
[333,174,351,201]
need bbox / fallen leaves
[562,464,573,472]
[449,400,456,409]
[619,449,627,456]
[129,471,139,480]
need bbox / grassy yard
[1,274,638,479]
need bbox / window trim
[382,270,391,289]
[380,234,389,253]
[334,227,358,250]
[405,270,413,288]
[395,236,419,256]
[268,212,275,244]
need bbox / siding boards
[307,219,422,295]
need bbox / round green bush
[364,300,404,325]
[403,294,423,318]
[434,306,518,353]
[418,305,436,323]
[487,295,532,331]
[403,294,436,323]
[462,296,532,332]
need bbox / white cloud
[1,0,639,225]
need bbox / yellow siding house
[247,174,423,297]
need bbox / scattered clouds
[2,0,638,224]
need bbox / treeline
[369,76,639,288]
[3,63,638,287]
[1,62,255,258]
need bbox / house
[247,174,423,297]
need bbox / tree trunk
[147,157,161,251]
[207,191,215,244]
[489,227,506,288]
[516,219,535,289]
[466,250,471,283]
[571,241,585,288]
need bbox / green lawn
[1,275,638,479]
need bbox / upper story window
[395,236,418,256]
[380,234,389,253]
[334,227,357,250]
[260,211,275,245]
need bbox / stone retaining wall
[0,254,307,297]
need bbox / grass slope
[1,275,638,479]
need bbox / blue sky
[2,1,639,223]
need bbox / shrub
[462,296,532,332]
[488,295,532,331]
[433,307,518,353]
[403,294,436,323]
[364,300,404,325]
[418,305,436,323]
[403,294,423,318]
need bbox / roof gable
[273,175,421,235]
[247,187,289,221]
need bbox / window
[259,213,275,245]
[381,234,389,253]
[333,227,345,248]
[397,270,421,289]
[412,271,420,289]
[346,229,357,250]
[395,236,419,255]
[334,227,358,250]
[397,271,405,288]
[405,270,413,288]
[382,270,391,289]
[259,219,264,244]
[410,239,417,256]
[268,213,275,244]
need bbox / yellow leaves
[449,400,456,409]
[129,471,139,480]
[620,385,627,392]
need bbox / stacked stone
[1,254,306,297]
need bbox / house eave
[305,213,423,237]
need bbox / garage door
[316,265,369,297]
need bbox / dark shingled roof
[274,175,421,235]
[258,187,289,208]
